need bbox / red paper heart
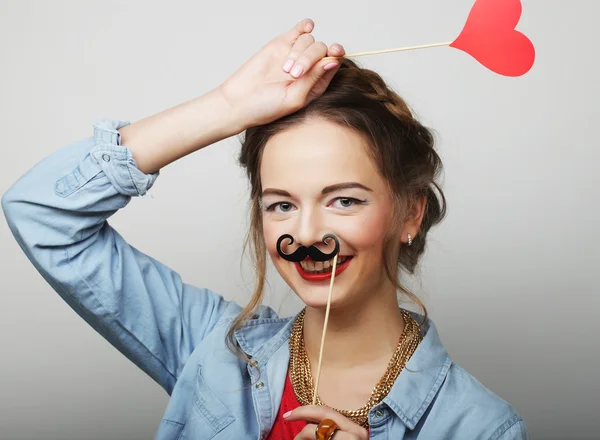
[450,0,535,76]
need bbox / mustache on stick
[276,233,340,262]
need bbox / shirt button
[101,154,111,162]
[374,409,385,418]
[255,382,265,389]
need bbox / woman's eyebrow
[321,182,373,195]
[261,182,373,198]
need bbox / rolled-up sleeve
[2,119,232,395]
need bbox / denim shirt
[2,119,528,440]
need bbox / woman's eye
[331,197,364,209]
[266,202,294,213]
[278,203,293,212]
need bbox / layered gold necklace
[289,308,423,428]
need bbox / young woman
[2,19,528,440]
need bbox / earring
[407,233,413,246]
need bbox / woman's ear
[401,195,427,244]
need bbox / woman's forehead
[260,119,382,191]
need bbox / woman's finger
[283,18,314,44]
[288,40,328,78]
[308,59,341,99]
[327,43,345,58]
[282,33,316,73]
[285,56,337,108]
[296,52,340,104]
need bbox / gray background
[1,0,598,439]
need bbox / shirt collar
[233,309,295,365]
[233,308,452,430]
[382,311,453,429]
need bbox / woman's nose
[295,208,326,248]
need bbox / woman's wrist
[195,86,247,140]
[119,87,247,174]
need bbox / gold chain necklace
[289,308,423,428]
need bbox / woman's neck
[302,282,406,369]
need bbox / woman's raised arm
[1,118,236,394]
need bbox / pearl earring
[407,233,413,246]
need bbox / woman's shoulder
[444,362,518,410]
[406,312,528,438]
[434,361,528,439]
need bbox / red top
[266,372,307,439]
[266,372,371,439]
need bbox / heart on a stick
[450,0,535,76]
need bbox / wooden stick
[323,41,453,62]
[312,253,338,405]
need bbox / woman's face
[260,118,399,309]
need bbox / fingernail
[323,62,339,71]
[283,411,292,418]
[291,65,304,78]
[283,59,294,73]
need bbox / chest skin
[304,361,392,410]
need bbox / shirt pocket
[178,364,236,440]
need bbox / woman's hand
[284,405,369,440]
[218,18,345,130]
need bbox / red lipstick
[294,257,353,282]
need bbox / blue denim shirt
[2,119,528,440]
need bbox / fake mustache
[276,233,340,263]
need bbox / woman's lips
[294,257,353,282]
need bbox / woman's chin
[293,288,345,310]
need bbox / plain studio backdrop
[0,1,598,439]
